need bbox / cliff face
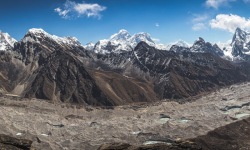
[23,50,112,106]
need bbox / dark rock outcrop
[192,117,250,150]
[0,134,32,150]
[98,141,201,150]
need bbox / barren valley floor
[1,82,250,149]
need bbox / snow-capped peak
[90,29,165,54]
[0,31,17,51]
[232,27,250,45]
[227,27,250,58]
[28,28,47,35]
[195,37,206,43]
[130,32,155,47]
[22,28,82,47]
[172,40,190,48]
[110,29,131,41]
[83,42,95,50]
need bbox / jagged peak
[131,32,155,45]
[197,37,205,42]
[85,42,95,45]
[233,27,248,36]
[172,40,190,48]
[65,36,80,42]
[110,29,131,40]
[134,32,150,36]
[0,31,17,41]
[192,37,206,46]
[132,32,152,40]
[235,27,242,32]
[231,27,250,45]
[213,43,219,48]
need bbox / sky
[1,0,250,45]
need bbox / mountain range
[1,27,250,106]
[82,27,250,61]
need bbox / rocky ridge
[1,28,250,106]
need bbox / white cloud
[155,23,160,27]
[54,8,69,18]
[209,14,250,33]
[54,0,106,19]
[192,14,208,23]
[205,0,236,9]
[243,0,250,3]
[191,14,209,31]
[192,23,207,31]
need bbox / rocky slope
[192,117,250,150]
[0,51,28,94]
[98,116,250,150]
[1,28,250,106]
[0,29,161,105]
[94,41,250,99]
[22,50,112,106]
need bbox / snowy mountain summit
[231,28,250,57]
[22,28,82,47]
[172,40,190,48]
[0,31,17,51]
[189,37,224,56]
[218,28,250,61]
[88,29,167,54]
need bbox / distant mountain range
[2,27,250,61]
[1,27,250,106]
[83,27,250,61]
[83,29,192,53]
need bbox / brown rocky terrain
[89,69,159,105]
[192,117,250,150]
[22,50,111,106]
[98,116,250,150]
[0,82,250,149]
[2,28,250,150]
[2,28,250,106]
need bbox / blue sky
[1,0,250,45]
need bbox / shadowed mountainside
[1,28,250,106]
